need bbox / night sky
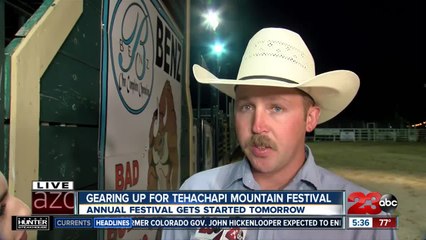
[190,1,425,127]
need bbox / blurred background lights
[203,9,220,31]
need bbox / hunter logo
[12,216,51,231]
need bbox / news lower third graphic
[30,217,345,229]
[347,192,398,214]
[18,181,399,231]
[14,216,399,230]
[76,191,344,216]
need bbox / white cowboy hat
[193,27,360,124]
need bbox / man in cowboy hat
[162,28,398,240]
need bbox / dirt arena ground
[309,142,426,240]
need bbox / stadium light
[211,41,225,56]
[203,9,220,31]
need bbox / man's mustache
[245,134,277,150]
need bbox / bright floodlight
[211,42,225,56]
[203,10,220,31]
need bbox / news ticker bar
[12,216,398,230]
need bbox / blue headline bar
[53,217,344,229]
[93,217,132,229]
[77,191,343,205]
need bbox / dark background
[4,0,425,127]
[190,0,425,127]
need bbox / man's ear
[306,106,320,132]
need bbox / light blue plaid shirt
[162,146,398,240]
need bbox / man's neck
[253,171,296,190]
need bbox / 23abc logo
[348,192,398,214]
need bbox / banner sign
[100,0,183,239]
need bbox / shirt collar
[286,145,321,190]
[220,158,258,190]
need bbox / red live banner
[32,191,75,215]
[31,180,75,215]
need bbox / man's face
[0,172,30,240]
[235,85,319,176]
[0,173,9,219]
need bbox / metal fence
[312,128,426,142]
